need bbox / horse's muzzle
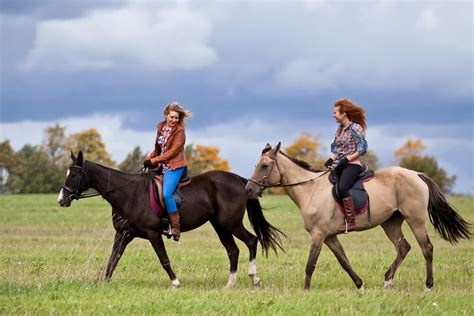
[57,189,72,207]
[245,182,262,199]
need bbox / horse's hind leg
[231,224,260,287]
[405,217,434,290]
[105,230,134,281]
[381,211,411,289]
[210,220,240,289]
[325,236,364,289]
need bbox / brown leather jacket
[148,121,187,170]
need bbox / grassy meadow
[0,194,472,315]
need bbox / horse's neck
[85,162,135,200]
[277,154,321,209]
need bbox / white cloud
[416,9,438,30]
[1,114,472,194]
[21,1,216,71]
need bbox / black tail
[418,174,472,244]
[246,198,286,256]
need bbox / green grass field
[1,194,472,315]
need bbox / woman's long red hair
[334,98,366,130]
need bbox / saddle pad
[149,181,165,216]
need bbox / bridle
[248,154,329,189]
[61,165,100,200]
[61,163,136,201]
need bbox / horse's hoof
[358,284,365,295]
[253,277,261,288]
[384,279,394,289]
[171,279,180,289]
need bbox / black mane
[280,151,324,173]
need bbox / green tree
[400,155,456,194]
[119,146,146,173]
[185,144,230,176]
[360,149,380,170]
[395,138,456,194]
[64,128,116,167]
[7,145,63,193]
[0,140,16,193]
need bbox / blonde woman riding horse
[246,143,471,291]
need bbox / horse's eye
[261,164,268,169]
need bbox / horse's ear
[274,142,281,154]
[77,151,84,166]
[70,151,76,161]
[262,143,272,154]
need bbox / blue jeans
[163,167,185,213]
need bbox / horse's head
[246,142,283,199]
[57,151,90,207]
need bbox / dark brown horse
[58,151,284,288]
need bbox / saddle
[149,167,191,217]
[329,167,374,219]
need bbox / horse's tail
[240,177,286,256]
[418,174,471,244]
[246,198,286,257]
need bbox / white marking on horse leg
[226,272,237,289]
[384,279,394,289]
[171,278,180,288]
[248,259,261,287]
[248,259,257,275]
[425,286,432,292]
[57,189,64,203]
[358,283,365,295]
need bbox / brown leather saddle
[329,167,374,225]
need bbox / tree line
[0,124,229,194]
[0,126,455,194]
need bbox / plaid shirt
[330,122,367,159]
[157,125,173,172]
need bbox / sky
[0,0,473,194]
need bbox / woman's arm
[151,128,185,164]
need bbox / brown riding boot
[338,196,356,233]
[168,211,181,241]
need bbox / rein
[62,164,140,200]
[248,155,330,189]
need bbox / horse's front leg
[325,235,364,290]
[147,230,179,288]
[105,230,134,281]
[304,230,326,290]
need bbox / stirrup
[162,225,173,239]
[338,219,355,234]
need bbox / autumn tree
[119,146,146,173]
[185,144,230,176]
[285,131,325,169]
[395,138,456,194]
[394,138,426,160]
[64,128,116,167]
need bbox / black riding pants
[336,164,364,198]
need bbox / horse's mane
[279,151,323,173]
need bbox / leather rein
[248,155,329,189]
[61,164,137,200]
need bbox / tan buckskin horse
[246,143,471,291]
